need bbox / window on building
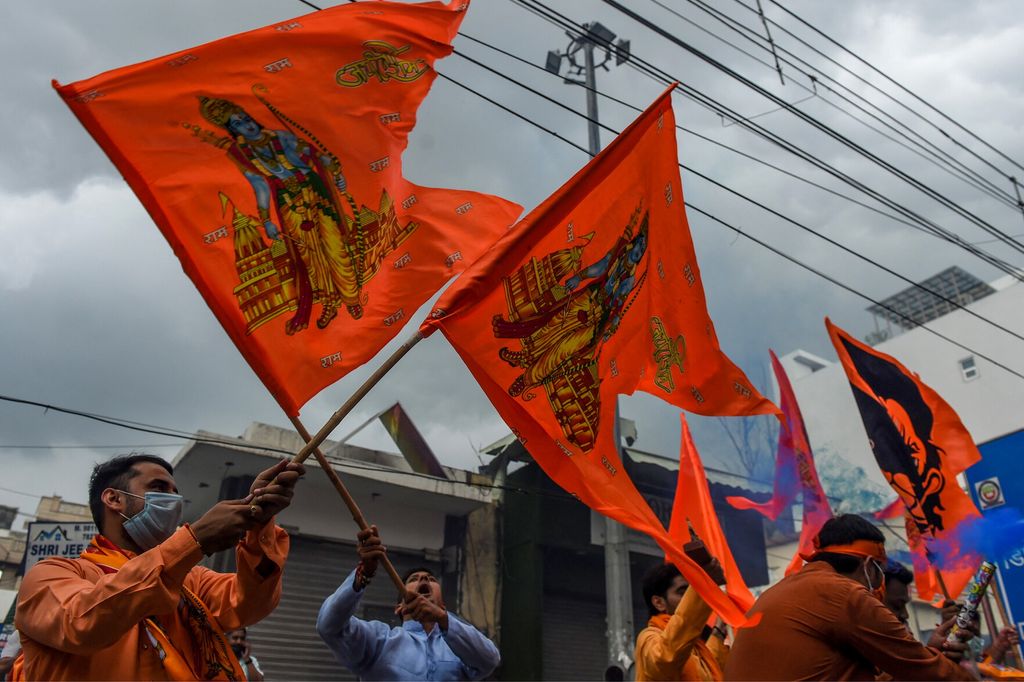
[959,356,979,381]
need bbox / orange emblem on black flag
[420,86,778,626]
[826,318,981,590]
[53,0,521,416]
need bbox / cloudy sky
[2,0,1022,519]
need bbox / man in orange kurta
[16,453,303,680]
[635,553,729,681]
[725,514,974,681]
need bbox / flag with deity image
[419,86,779,625]
[827,318,981,597]
[53,0,521,416]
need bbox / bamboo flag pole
[933,566,953,602]
[293,331,423,464]
[289,415,405,592]
[279,330,425,593]
[989,579,1024,669]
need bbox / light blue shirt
[316,570,500,681]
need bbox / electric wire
[593,0,1024,254]
[450,44,1024,349]
[766,0,1024,177]
[431,64,1024,382]
[512,0,1024,280]
[458,32,977,241]
[0,393,586,504]
[666,0,1020,208]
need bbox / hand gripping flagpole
[289,416,406,592]
[288,330,425,592]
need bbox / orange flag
[826,318,981,595]
[727,350,833,576]
[420,86,778,624]
[53,1,521,416]
[669,415,755,612]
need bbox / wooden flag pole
[981,591,1000,647]
[934,566,953,602]
[273,330,425,593]
[289,415,405,593]
[989,580,1024,669]
[292,331,423,464]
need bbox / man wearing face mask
[724,514,975,681]
[15,453,304,680]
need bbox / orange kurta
[724,562,972,681]
[635,588,727,681]
[15,524,288,680]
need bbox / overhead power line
[432,66,1024,383]
[451,43,1024,352]
[664,0,1021,210]
[590,0,1024,256]
[766,0,1024,177]
[512,0,1024,281]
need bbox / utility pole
[546,23,634,681]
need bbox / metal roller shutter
[541,593,609,681]
[245,534,439,680]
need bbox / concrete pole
[582,37,634,678]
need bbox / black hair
[811,514,886,574]
[88,454,173,533]
[401,566,437,583]
[883,560,914,586]
[641,562,682,617]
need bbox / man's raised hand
[248,459,305,523]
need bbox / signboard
[965,429,1024,635]
[22,521,97,573]
[975,476,1006,510]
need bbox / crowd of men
[0,454,1018,680]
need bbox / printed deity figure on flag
[54,0,522,417]
[422,86,779,624]
[193,91,418,333]
[492,205,649,451]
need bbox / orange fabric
[78,536,244,681]
[636,590,723,681]
[15,524,287,681]
[728,349,833,576]
[8,654,23,682]
[725,562,973,681]
[808,539,887,562]
[419,87,777,626]
[826,318,981,597]
[668,414,755,612]
[52,0,521,416]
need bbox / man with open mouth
[316,526,500,680]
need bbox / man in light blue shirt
[316,526,500,681]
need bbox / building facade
[172,422,500,681]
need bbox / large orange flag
[727,350,833,576]
[669,415,755,612]
[420,86,778,624]
[53,1,521,416]
[826,318,981,596]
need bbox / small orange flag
[53,1,521,416]
[669,415,755,612]
[826,318,981,595]
[420,86,778,625]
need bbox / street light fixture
[545,21,630,156]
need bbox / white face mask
[117,490,184,551]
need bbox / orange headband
[800,539,887,563]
